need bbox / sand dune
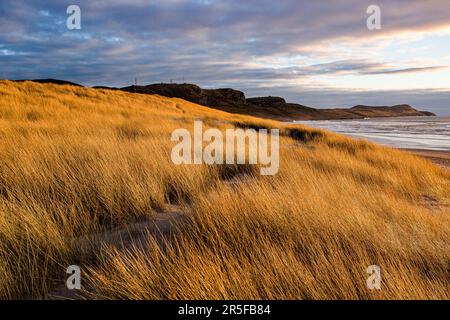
[0,81,448,300]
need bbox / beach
[294,116,450,151]
[295,116,450,170]
[404,149,450,170]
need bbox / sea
[293,116,450,151]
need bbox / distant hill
[11,80,435,120]
[312,104,436,120]
[120,83,436,120]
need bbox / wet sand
[402,149,450,170]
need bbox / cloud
[1,0,450,114]
[362,66,448,75]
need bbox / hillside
[10,80,435,120]
[0,80,448,300]
[121,83,435,120]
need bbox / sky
[1,0,450,115]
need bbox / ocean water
[294,116,450,151]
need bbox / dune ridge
[9,79,435,120]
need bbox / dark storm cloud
[1,0,450,114]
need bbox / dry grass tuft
[0,80,448,300]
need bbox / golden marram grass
[0,81,448,299]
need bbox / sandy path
[46,206,184,300]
